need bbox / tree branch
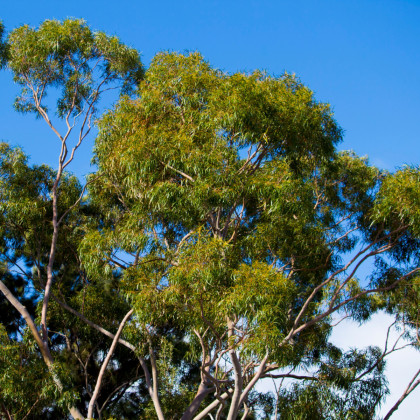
[383,368,420,420]
[0,281,84,419]
[88,309,133,419]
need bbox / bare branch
[287,267,420,341]
[290,226,408,337]
[240,402,250,420]
[57,175,100,226]
[193,389,233,420]
[0,281,84,420]
[146,331,165,420]
[262,373,318,381]
[227,317,243,420]
[238,352,269,409]
[88,309,133,419]
[383,368,420,420]
[161,161,195,183]
[52,295,136,351]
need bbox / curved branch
[87,309,133,419]
[0,281,84,420]
[383,368,420,420]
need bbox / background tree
[0,19,143,418]
[0,21,7,68]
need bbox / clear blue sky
[1,0,420,177]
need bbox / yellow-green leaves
[92,52,345,269]
[0,325,66,417]
[373,166,420,235]
[89,53,387,364]
[224,262,295,359]
[226,262,293,317]
[7,18,143,117]
[72,51,420,417]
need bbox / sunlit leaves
[2,43,418,417]
[7,18,143,117]
[373,166,420,236]
[85,51,420,417]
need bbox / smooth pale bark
[226,318,243,420]
[180,382,214,420]
[87,309,133,419]
[240,403,250,420]
[181,333,214,420]
[237,352,269,409]
[53,296,136,351]
[192,389,233,420]
[0,280,84,420]
[147,335,166,420]
[41,177,61,341]
[226,348,242,420]
[54,296,165,419]
[383,368,420,420]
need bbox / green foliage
[373,166,420,236]
[276,346,388,420]
[0,18,146,417]
[85,52,415,418]
[1,39,419,418]
[0,143,83,273]
[0,21,8,68]
[0,324,72,418]
[0,143,146,417]
[8,18,143,116]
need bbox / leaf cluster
[7,18,143,116]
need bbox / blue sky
[1,0,420,176]
[1,1,420,417]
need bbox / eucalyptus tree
[1,26,419,419]
[82,52,420,419]
[0,19,143,419]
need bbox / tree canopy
[0,19,419,420]
[0,21,8,68]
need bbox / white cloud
[256,312,420,419]
[330,312,420,419]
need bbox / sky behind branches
[1,1,420,418]
[1,0,420,175]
